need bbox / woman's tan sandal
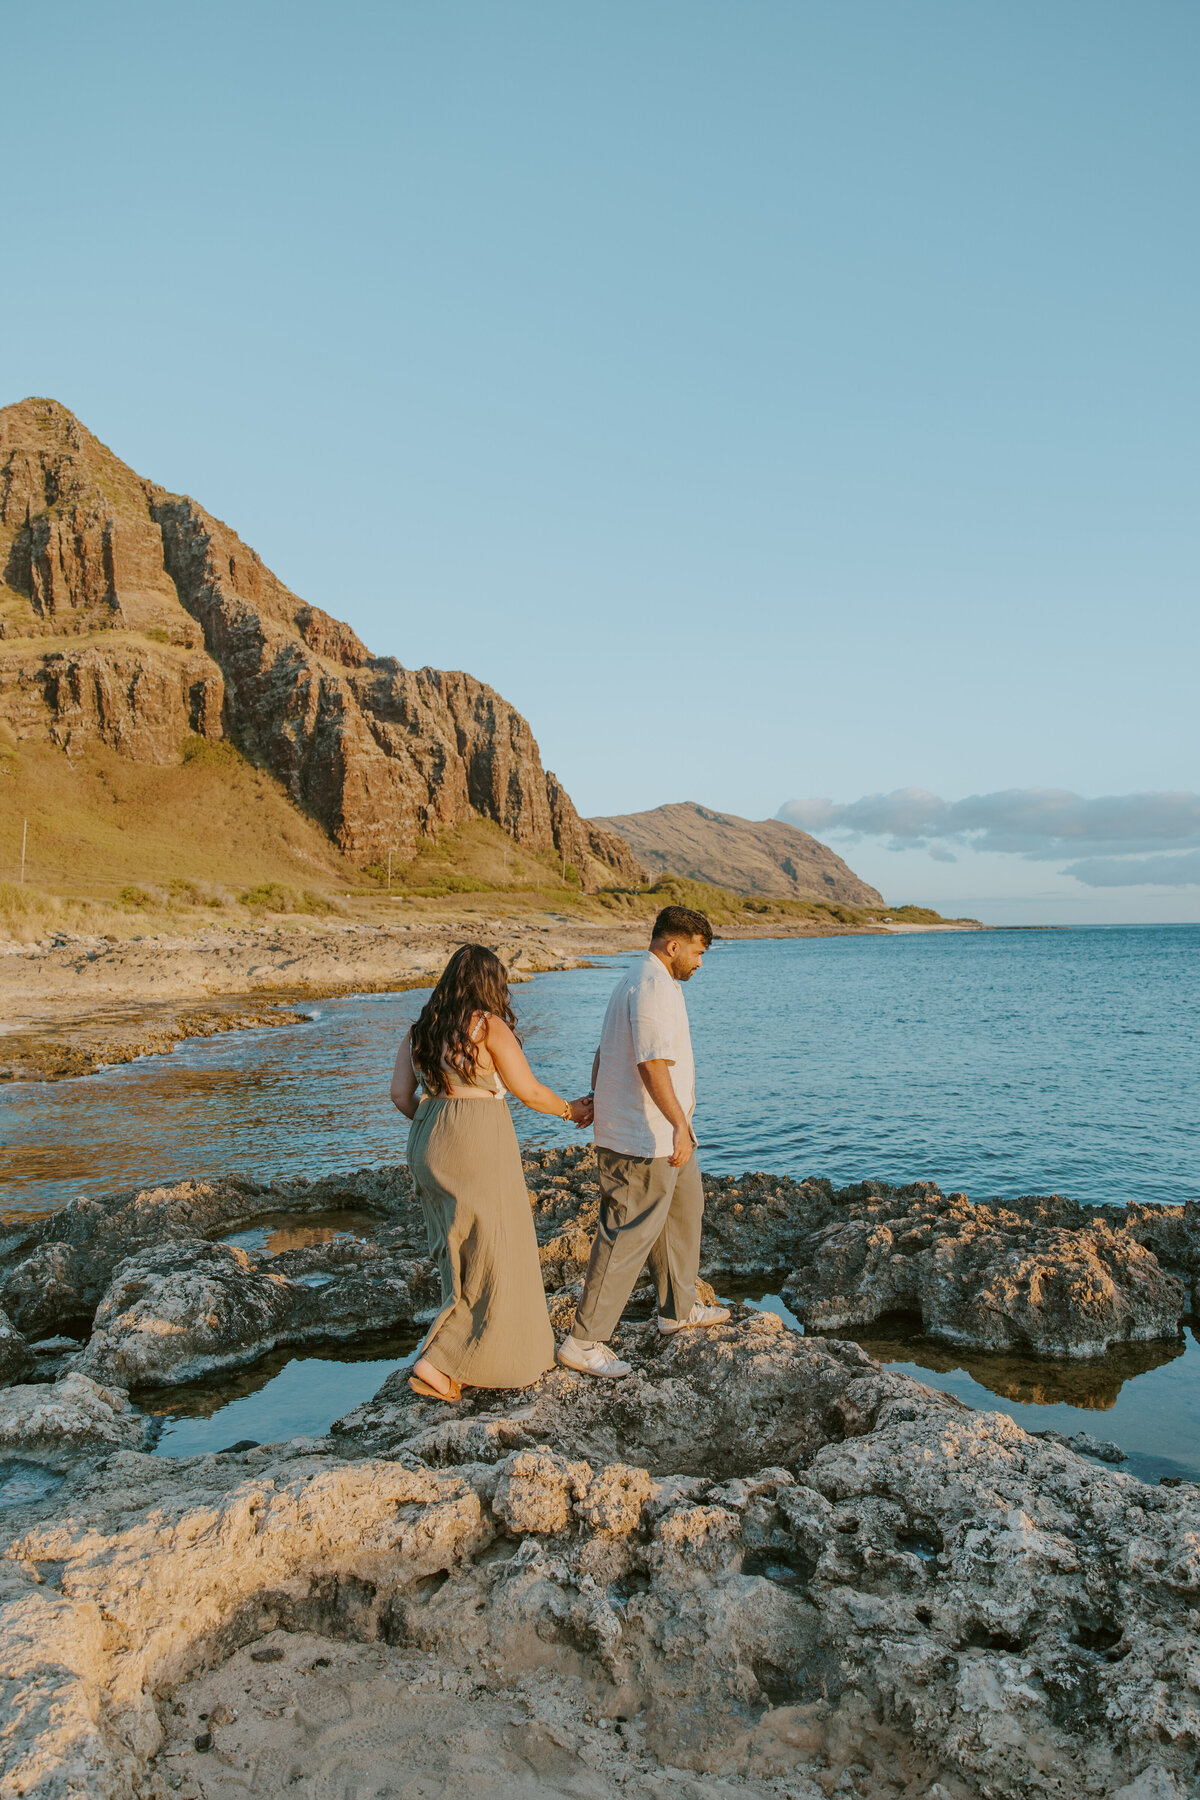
[408,1373,462,1403]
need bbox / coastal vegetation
[0,795,971,945]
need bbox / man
[556,904,730,1378]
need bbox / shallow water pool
[142,1328,420,1458]
[733,1289,1200,1485]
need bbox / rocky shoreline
[0,1001,313,1083]
[0,907,974,1084]
[0,911,636,1083]
[5,1151,1195,1391]
[0,1153,1197,1796]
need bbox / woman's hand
[485,1017,592,1124]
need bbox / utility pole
[20,818,27,885]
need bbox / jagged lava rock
[9,1152,1194,1382]
[0,1449,493,1799]
[0,1308,32,1388]
[524,1148,1194,1357]
[0,1371,151,1456]
[1125,1198,1200,1316]
[75,1234,437,1389]
[0,1166,421,1338]
[335,1310,906,1478]
[777,1184,1184,1356]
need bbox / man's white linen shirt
[592,952,695,1158]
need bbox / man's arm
[637,1059,692,1167]
[591,1045,600,1090]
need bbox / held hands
[668,1121,694,1167]
[567,1096,594,1129]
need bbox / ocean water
[4,925,1197,1212]
[1,925,1197,1471]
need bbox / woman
[390,943,593,1403]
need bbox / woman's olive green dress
[407,1047,555,1389]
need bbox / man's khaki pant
[572,1147,703,1343]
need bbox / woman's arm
[484,1017,592,1126]
[390,1029,421,1120]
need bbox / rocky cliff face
[0,398,641,886]
[591,800,884,906]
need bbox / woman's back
[435,1011,506,1097]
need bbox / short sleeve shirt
[592,952,696,1158]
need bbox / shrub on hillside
[239,882,340,915]
[396,873,491,898]
[0,881,100,943]
[178,735,244,768]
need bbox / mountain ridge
[0,397,642,889]
[589,800,884,907]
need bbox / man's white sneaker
[657,1302,732,1335]
[556,1336,633,1378]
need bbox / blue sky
[4,2,1196,923]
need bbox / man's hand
[669,1120,694,1168]
[568,1095,594,1129]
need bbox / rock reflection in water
[219,1208,379,1258]
[720,1283,1200,1483]
[717,1274,805,1334]
[840,1312,1186,1409]
[141,1326,420,1457]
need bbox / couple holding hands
[389,905,729,1403]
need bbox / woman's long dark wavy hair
[410,944,518,1095]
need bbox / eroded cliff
[0,398,641,886]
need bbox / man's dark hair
[651,905,712,947]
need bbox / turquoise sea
[2,925,1197,1475]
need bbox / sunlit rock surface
[0,1318,1197,1799]
[1,1151,1198,1792]
[1,1149,1195,1412]
[73,1234,437,1389]
[0,1168,420,1339]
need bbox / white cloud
[779,788,1200,887]
[1065,849,1200,888]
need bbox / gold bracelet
[560,1099,572,1121]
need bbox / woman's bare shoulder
[482,1013,520,1047]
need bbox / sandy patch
[158,1630,825,1800]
